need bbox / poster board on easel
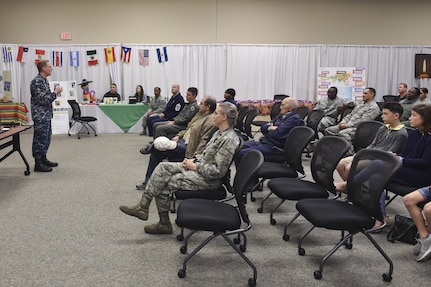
[317,67,366,102]
[49,80,78,134]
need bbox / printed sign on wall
[317,67,366,101]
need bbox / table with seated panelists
[69,103,149,134]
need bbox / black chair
[252,126,315,209]
[240,109,258,140]
[175,150,264,287]
[304,109,325,157]
[383,95,399,102]
[173,136,244,243]
[338,105,354,123]
[352,120,385,153]
[170,136,244,214]
[67,100,97,139]
[251,101,281,138]
[267,136,350,239]
[273,94,289,100]
[296,106,310,120]
[235,105,249,134]
[296,149,402,281]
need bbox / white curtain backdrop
[1,43,431,123]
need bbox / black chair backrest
[306,109,325,138]
[236,106,249,132]
[270,101,282,120]
[347,149,401,221]
[383,95,399,102]
[68,100,81,120]
[339,106,354,122]
[311,136,350,194]
[296,106,310,120]
[284,126,315,175]
[274,94,289,101]
[243,109,258,138]
[233,150,264,224]
[352,120,385,153]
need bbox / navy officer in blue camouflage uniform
[30,60,62,172]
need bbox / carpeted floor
[0,128,429,287]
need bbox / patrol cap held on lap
[154,136,177,151]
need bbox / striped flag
[52,51,63,66]
[139,49,149,66]
[35,49,45,64]
[16,46,29,62]
[121,46,131,62]
[87,50,98,66]
[104,46,116,63]
[2,46,13,63]
[69,51,80,66]
[156,47,168,63]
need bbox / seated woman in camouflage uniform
[119,102,240,234]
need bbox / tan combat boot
[119,197,151,220]
[144,212,173,234]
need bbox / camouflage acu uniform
[153,100,199,138]
[325,100,381,142]
[142,95,167,129]
[30,74,57,161]
[140,127,240,213]
[314,96,344,131]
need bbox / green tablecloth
[97,104,149,132]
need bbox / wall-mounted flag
[35,49,45,64]
[87,50,98,66]
[104,47,116,63]
[70,51,80,67]
[156,47,168,63]
[121,46,131,62]
[139,49,149,66]
[17,46,28,62]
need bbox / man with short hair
[147,84,185,136]
[396,83,408,102]
[314,86,344,132]
[140,87,166,135]
[102,83,121,102]
[136,96,216,190]
[335,102,408,192]
[399,87,420,126]
[30,60,63,172]
[223,88,237,106]
[234,97,302,166]
[153,87,199,138]
[325,87,381,143]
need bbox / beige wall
[2,0,431,45]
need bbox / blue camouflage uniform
[30,74,57,161]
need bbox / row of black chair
[174,144,402,285]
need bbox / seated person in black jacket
[102,83,121,102]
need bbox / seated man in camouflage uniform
[119,102,240,234]
[135,96,216,190]
[314,86,345,133]
[325,87,381,144]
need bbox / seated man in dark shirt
[234,97,302,166]
[102,83,121,102]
